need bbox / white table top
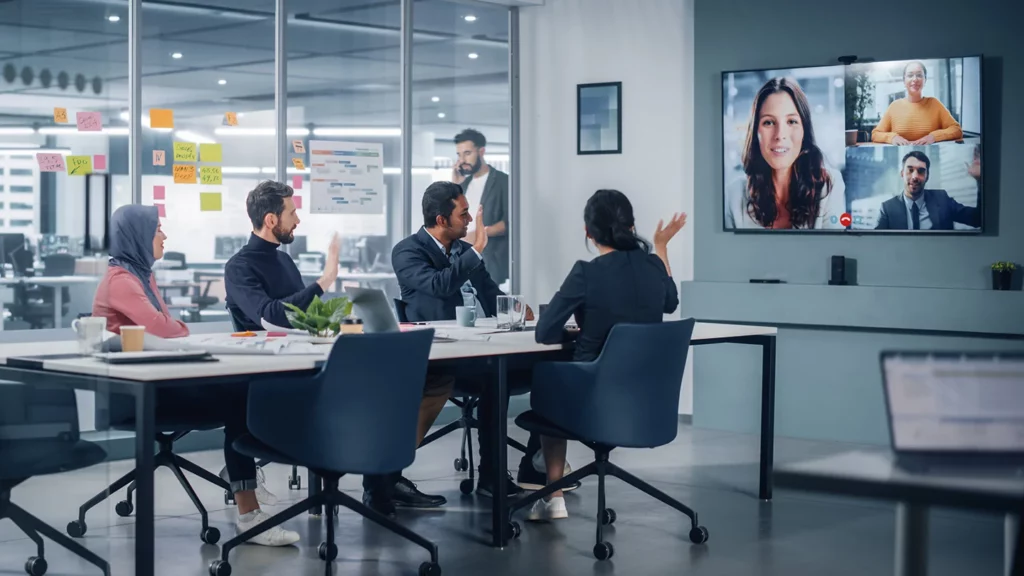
[0,275,101,286]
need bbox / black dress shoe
[362,492,397,519]
[393,476,447,508]
[477,472,524,499]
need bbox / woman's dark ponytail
[584,189,651,253]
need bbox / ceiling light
[214,127,310,136]
[437,112,446,118]
[431,96,440,102]
[0,128,37,135]
[108,15,120,22]
[312,127,401,137]
[222,167,262,175]
[218,79,227,85]
[468,53,479,59]
[171,52,183,59]
[464,15,477,22]
[174,130,216,144]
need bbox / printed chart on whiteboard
[309,140,385,214]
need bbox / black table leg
[308,471,322,515]
[758,336,776,501]
[491,356,508,547]
[134,386,156,576]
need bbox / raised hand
[653,212,687,250]
[472,205,488,254]
[318,232,341,292]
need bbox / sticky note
[54,108,68,123]
[293,195,303,209]
[291,175,303,190]
[156,203,166,218]
[200,192,223,212]
[199,143,222,163]
[93,155,107,171]
[153,185,166,200]
[199,166,222,185]
[292,140,305,154]
[224,112,238,126]
[36,153,66,172]
[76,111,102,132]
[292,158,305,170]
[149,109,174,129]
[153,150,166,166]
[173,164,196,184]
[173,142,197,162]
[66,156,93,175]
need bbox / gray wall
[691,0,1024,444]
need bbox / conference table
[0,320,776,576]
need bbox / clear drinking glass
[496,295,527,331]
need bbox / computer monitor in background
[358,236,390,270]
[214,235,248,260]
[339,236,360,270]
[282,235,308,260]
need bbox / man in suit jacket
[875,150,980,230]
[452,128,510,285]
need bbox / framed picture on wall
[577,82,622,155]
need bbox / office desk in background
[0,275,101,330]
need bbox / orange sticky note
[153,150,166,166]
[149,109,174,129]
[224,112,238,126]
[53,107,68,123]
[292,158,305,170]
[173,164,196,184]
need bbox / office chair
[0,380,110,576]
[66,397,232,545]
[210,329,441,576]
[507,320,708,560]
[164,251,220,311]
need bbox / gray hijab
[108,204,162,310]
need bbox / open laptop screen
[882,353,1024,453]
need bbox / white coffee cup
[71,316,107,355]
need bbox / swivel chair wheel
[509,521,522,539]
[318,542,338,561]
[66,520,86,538]
[25,556,47,576]
[208,559,232,576]
[593,541,614,561]
[115,500,134,517]
[201,527,221,545]
[600,508,616,525]
[223,491,235,506]
[459,479,474,495]
[453,457,469,472]
[288,475,302,490]
[419,561,442,576]
[689,525,709,544]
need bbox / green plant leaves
[284,296,352,336]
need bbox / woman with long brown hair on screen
[725,77,846,230]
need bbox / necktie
[911,202,920,230]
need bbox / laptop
[345,287,401,333]
[880,351,1024,472]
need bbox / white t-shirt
[465,170,490,221]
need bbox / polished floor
[0,423,1008,576]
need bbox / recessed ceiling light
[431,96,440,102]
[468,53,479,59]
[437,112,446,119]
[108,15,120,22]
[218,79,227,85]
[171,52,183,59]
[464,15,477,22]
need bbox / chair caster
[459,479,474,495]
[223,491,235,506]
[66,520,86,538]
[201,527,221,545]
[208,560,232,576]
[453,457,469,472]
[288,475,302,490]
[509,521,522,539]
[318,542,338,561]
[419,561,442,576]
[600,508,616,525]
[689,525,709,544]
[24,556,47,576]
[593,541,614,561]
[115,500,134,517]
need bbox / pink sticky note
[93,154,107,171]
[153,185,166,200]
[36,153,66,172]
[156,203,166,218]
[76,111,102,132]
[293,195,303,209]
[291,175,303,190]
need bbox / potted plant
[284,296,353,337]
[844,69,874,144]
[991,261,1016,291]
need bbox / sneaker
[236,510,300,547]
[477,472,524,499]
[220,466,279,507]
[517,462,581,493]
[393,476,446,508]
[526,496,568,522]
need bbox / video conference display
[722,56,983,232]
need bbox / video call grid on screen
[721,56,983,234]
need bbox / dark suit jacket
[461,166,509,284]
[391,228,504,323]
[875,188,980,230]
[535,250,679,362]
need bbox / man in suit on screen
[875,150,980,231]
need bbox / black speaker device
[829,256,847,285]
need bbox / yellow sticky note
[173,164,196,184]
[200,166,222,185]
[150,109,174,129]
[224,112,238,126]
[200,192,222,212]
[173,142,197,162]
[66,156,93,176]
[54,107,68,123]
[199,143,222,163]
[292,158,305,170]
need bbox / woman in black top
[527,189,686,521]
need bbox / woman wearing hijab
[92,205,300,547]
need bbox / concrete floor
[0,423,1008,576]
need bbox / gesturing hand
[472,205,488,254]
[653,213,687,250]
[318,232,341,292]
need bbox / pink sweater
[92,266,189,338]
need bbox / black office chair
[0,380,110,576]
[42,254,76,276]
[164,251,220,311]
[210,329,441,576]
[507,320,709,560]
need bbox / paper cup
[120,326,146,352]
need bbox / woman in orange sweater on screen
[871,61,963,146]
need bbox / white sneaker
[533,450,573,475]
[255,467,279,507]
[236,510,300,547]
[527,496,568,522]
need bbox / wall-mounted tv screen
[722,56,982,233]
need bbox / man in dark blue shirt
[225,180,449,515]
